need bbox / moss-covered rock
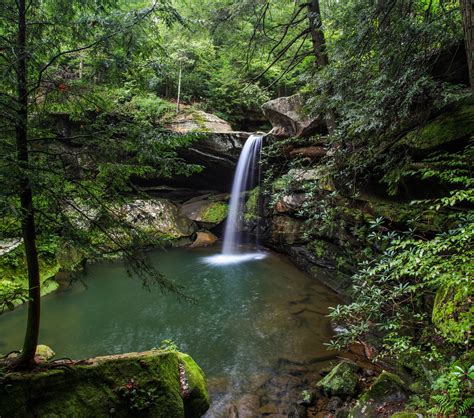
[349,371,406,417]
[0,350,210,418]
[121,199,197,239]
[181,197,228,227]
[244,186,260,221]
[316,360,359,397]
[0,244,61,308]
[432,281,473,345]
[401,100,474,153]
[35,345,56,362]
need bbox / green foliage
[158,339,179,352]
[429,362,474,416]
[116,378,158,411]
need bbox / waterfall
[222,134,263,255]
[203,134,266,265]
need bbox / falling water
[204,134,265,265]
[222,134,263,254]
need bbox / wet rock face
[0,350,210,418]
[269,216,306,245]
[262,94,327,138]
[170,132,251,192]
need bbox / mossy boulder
[35,345,56,362]
[0,350,210,418]
[316,360,359,397]
[121,199,197,239]
[0,243,61,308]
[432,281,473,345]
[349,371,406,417]
[181,196,228,227]
[401,99,474,153]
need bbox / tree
[460,0,474,89]
[0,0,187,370]
[247,0,336,133]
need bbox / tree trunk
[460,0,474,90]
[306,0,337,134]
[14,0,41,370]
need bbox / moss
[0,350,209,418]
[360,193,449,233]
[391,413,421,418]
[316,360,359,397]
[200,201,228,224]
[0,246,61,307]
[178,353,210,417]
[244,187,260,221]
[402,101,474,151]
[349,371,406,417]
[432,281,473,345]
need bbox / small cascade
[204,134,266,265]
[222,134,263,255]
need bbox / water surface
[0,247,341,415]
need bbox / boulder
[189,231,218,248]
[121,199,197,239]
[180,196,228,227]
[35,345,55,362]
[0,350,210,418]
[349,371,407,417]
[262,94,326,138]
[432,281,472,344]
[316,360,359,397]
[165,109,233,133]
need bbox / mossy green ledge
[0,350,210,418]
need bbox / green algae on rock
[401,100,474,153]
[316,360,359,397]
[432,281,473,345]
[0,350,210,418]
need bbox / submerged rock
[262,94,326,138]
[0,350,210,418]
[316,360,359,397]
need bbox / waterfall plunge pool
[0,246,342,415]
